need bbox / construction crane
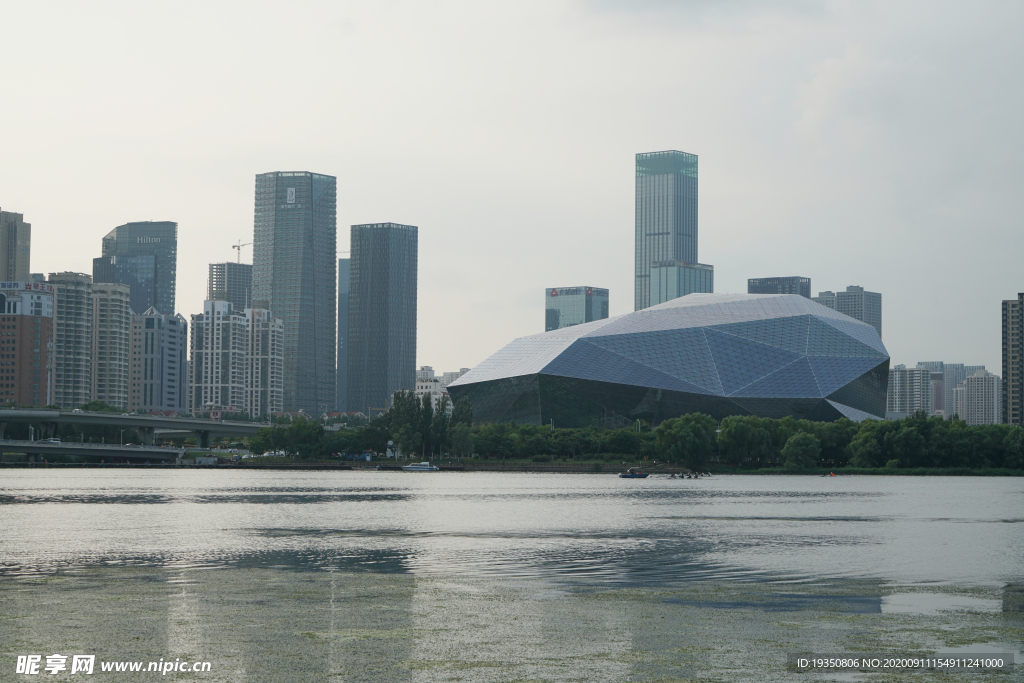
[232,240,253,263]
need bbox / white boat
[402,461,440,472]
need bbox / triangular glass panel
[806,316,886,358]
[585,328,724,395]
[707,315,810,355]
[702,328,802,395]
[730,357,822,398]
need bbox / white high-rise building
[188,300,283,417]
[243,308,284,418]
[91,283,132,410]
[951,370,1002,425]
[886,364,931,418]
[48,272,94,409]
[129,308,188,413]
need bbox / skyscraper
[91,283,132,410]
[748,277,811,298]
[1002,293,1023,424]
[886,364,931,418]
[347,223,417,416]
[129,308,188,413]
[634,150,713,310]
[951,370,1001,425]
[48,272,94,409]
[337,258,350,412]
[252,172,337,414]
[92,221,178,315]
[208,262,253,310]
[0,210,31,281]
[813,286,882,338]
[189,300,247,413]
[545,286,609,331]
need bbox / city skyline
[2,2,1020,378]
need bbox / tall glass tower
[252,171,337,414]
[346,223,417,417]
[634,151,712,310]
[336,257,350,412]
[92,221,177,315]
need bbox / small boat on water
[402,461,440,472]
[619,467,649,479]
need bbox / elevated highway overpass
[0,409,265,447]
[0,439,181,462]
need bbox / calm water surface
[2,470,1020,583]
[2,471,1021,682]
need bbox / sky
[2,0,1022,376]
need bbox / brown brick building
[0,281,54,406]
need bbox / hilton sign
[137,237,162,244]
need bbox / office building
[649,261,713,306]
[0,210,31,282]
[347,223,417,416]
[336,258,350,411]
[48,273,94,409]
[252,171,337,414]
[813,286,882,338]
[0,281,54,406]
[886,365,931,418]
[93,221,177,315]
[634,150,713,310]
[748,277,811,298]
[545,286,609,331]
[91,283,132,410]
[449,294,889,427]
[208,262,253,310]
[243,307,284,417]
[129,308,187,413]
[189,300,247,413]
[951,370,1001,426]
[1002,293,1024,424]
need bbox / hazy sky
[3,0,1021,375]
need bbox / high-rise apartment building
[413,366,470,411]
[208,262,253,310]
[545,286,609,331]
[129,308,187,413]
[634,150,713,310]
[93,221,177,315]
[243,308,284,418]
[813,286,882,338]
[886,364,931,418]
[1002,293,1023,424]
[252,172,336,414]
[188,300,283,417]
[347,223,417,416]
[48,273,94,409]
[91,283,131,410]
[951,370,1001,425]
[337,258,350,412]
[748,277,811,298]
[0,281,54,406]
[189,300,247,413]
[0,210,31,282]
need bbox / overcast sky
[2,0,1021,375]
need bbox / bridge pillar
[0,422,5,439]
[195,430,211,448]
[139,427,155,446]
[43,422,57,438]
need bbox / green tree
[781,432,820,469]
[655,413,717,471]
[451,422,473,458]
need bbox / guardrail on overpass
[0,409,266,447]
[0,439,181,462]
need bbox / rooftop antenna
[233,239,253,263]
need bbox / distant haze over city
[2,0,1020,374]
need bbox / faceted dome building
[447,294,889,427]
